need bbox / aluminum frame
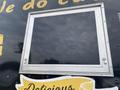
[118,12,120,22]
[19,2,113,76]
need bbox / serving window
[20,3,113,76]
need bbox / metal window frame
[19,2,113,77]
[118,12,120,22]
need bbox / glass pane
[29,11,100,64]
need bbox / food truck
[0,0,120,90]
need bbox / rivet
[102,58,106,61]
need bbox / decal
[16,75,95,90]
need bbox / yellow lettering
[37,0,47,8]
[6,4,15,13]
[0,46,3,56]
[0,34,4,56]
[58,0,68,5]
[0,0,6,13]
[23,0,34,11]
[73,0,81,3]
[0,34,4,45]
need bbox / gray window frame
[19,2,113,77]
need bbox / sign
[16,75,95,90]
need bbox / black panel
[29,11,100,64]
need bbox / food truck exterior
[0,0,120,90]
